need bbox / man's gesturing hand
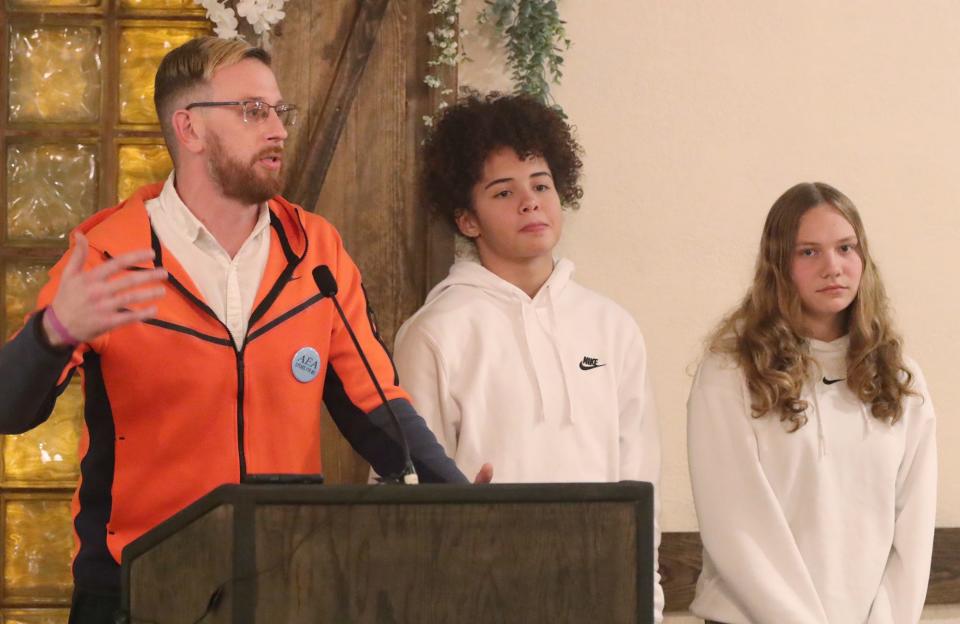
[42,233,168,348]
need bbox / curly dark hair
[421,92,584,235]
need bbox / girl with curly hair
[373,92,663,620]
[688,182,937,624]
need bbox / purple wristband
[45,306,80,347]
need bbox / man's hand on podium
[473,463,493,484]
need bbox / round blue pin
[291,346,321,383]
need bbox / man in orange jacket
[0,36,491,623]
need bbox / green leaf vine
[424,0,569,126]
[478,0,570,104]
[424,0,468,126]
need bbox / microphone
[312,265,418,485]
[314,266,338,298]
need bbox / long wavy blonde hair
[709,182,914,430]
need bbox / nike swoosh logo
[579,362,606,371]
[822,377,845,385]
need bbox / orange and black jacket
[0,183,466,594]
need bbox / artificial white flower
[193,0,239,38]
[194,0,287,42]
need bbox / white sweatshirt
[390,258,664,620]
[688,336,937,624]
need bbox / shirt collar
[157,171,272,247]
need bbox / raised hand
[42,232,168,347]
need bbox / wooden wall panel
[314,0,416,341]
[928,527,960,605]
[268,2,357,182]
[660,528,960,612]
[266,0,452,484]
[660,531,701,613]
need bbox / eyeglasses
[185,100,298,127]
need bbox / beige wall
[460,0,959,620]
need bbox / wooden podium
[120,482,654,623]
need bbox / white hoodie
[688,336,937,624]
[390,258,664,620]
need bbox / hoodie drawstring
[860,401,873,438]
[810,381,827,458]
[543,287,577,424]
[518,302,550,423]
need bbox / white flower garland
[194,0,287,41]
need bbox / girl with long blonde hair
[688,182,937,624]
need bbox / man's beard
[207,131,286,205]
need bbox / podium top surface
[204,480,652,505]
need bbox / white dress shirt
[145,173,271,347]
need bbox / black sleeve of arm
[0,311,75,434]
[323,367,468,484]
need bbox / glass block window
[119,26,208,124]
[1,383,82,487]
[9,0,98,6]
[7,25,102,124]
[0,609,71,624]
[3,261,52,340]
[117,143,172,199]
[6,143,98,241]
[0,496,73,603]
[0,1,209,614]
[120,0,196,8]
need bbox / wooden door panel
[269,0,359,193]
[268,0,454,483]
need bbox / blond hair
[153,36,271,161]
[708,182,914,429]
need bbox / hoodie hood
[423,258,577,423]
[807,335,848,379]
[424,257,574,305]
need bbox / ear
[455,210,481,239]
[172,109,205,156]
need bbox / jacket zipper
[235,346,247,476]
[167,276,248,479]
[148,213,305,482]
